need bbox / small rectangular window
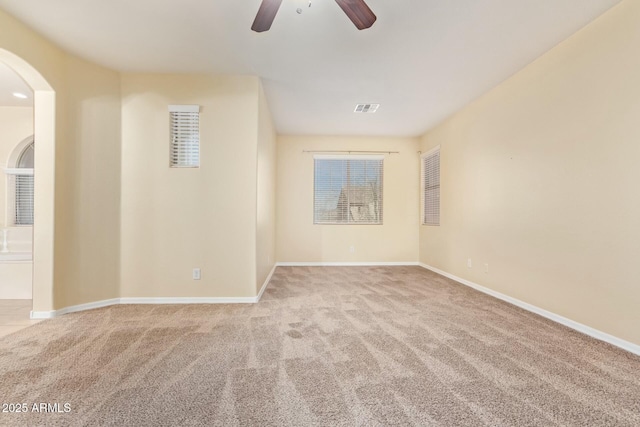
[422,147,440,226]
[15,174,34,225]
[4,168,34,226]
[314,155,383,225]
[169,105,200,168]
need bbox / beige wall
[0,227,33,298]
[419,0,640,345]
[277,136,419,263]
[54,57,121,308]
[0,8,122,311]
[0,11,63,311]
[256,82,276,293]
[1,6,273,305]
[2,2,638,352]
[0,106,33,227]
[0,262,32,299]
[120,74,260,298]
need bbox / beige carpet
[0,266,639,426]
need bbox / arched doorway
[0,48,55,316]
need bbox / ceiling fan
[251,0,376,32]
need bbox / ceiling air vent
[354,103,379,113]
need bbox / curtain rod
[302,150,399,154]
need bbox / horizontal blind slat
[422,150,440,225]
[15,175,34,225]
[314,158,383,224]
[170,109,200,167]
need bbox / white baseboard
[28,263,410,318]
[119,297,259,304]
[31,298,120,319]
[257,265,276,302]
[419,263,640,356]
[29,281,280,319]
[33,262,638,356]
[276,261,419,267]
[30,310,56,319]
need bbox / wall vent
[354,103,380,113]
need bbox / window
[169,105,200,167]
[5,140,34,225]
[314,155,383,224]
[421,146,440,226]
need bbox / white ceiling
[0,62,32,107]
[0,0,622,136]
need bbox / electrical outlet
[193,268,201,280]
[484,263,489,273]
[349,246,355,253]
[467,258,472,268]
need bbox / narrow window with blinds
[15,175,34,225]
[169,105,200,167]
[314,155,383,225]
[421,147,440,226]
[5,140,35,225]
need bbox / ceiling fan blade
[335,0,377,30]
[251,0,283,32]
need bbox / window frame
[4,137,35,227]
[313,154,384,225]
[168,104,200,168]
[421,145,441,226]
[13,172,34,226]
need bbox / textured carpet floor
[0,266,639,426]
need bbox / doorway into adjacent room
[0,48,56,333]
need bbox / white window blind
[422,147,440,226]
[314,155,383,224]
[169,105,200,167]
[5,140,35,226]
[15,174,34,225]
[4,169,34,226]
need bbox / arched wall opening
[0,48,55,314]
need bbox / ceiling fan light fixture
[251,0,283,32]
[252,0,375,32]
